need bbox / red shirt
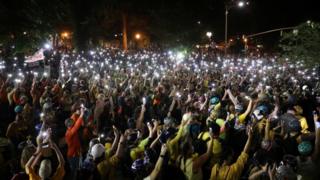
[65,116,83,158]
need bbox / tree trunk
[122,13,128,51]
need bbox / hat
[257,105,269,115]
[210,97,219,105]
[90,143,105,160]
[14,105,23,114]
[298,141,312,156]
[38,159,52,179]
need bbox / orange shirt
[65,116,83,158]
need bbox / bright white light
[44,43,51,49]
[238,1,245,7]
[206,31,212,38]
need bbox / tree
[279,21,320,66]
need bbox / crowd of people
[0,47,319,180]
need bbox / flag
[25,49,45,63]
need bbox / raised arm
[109,126,120,156]
[148,144,167,180]
[243,126,253,154]
[69,110,84,136]
[312,113,320,162]
[192,136,213,171]
[25,145,42,174]
[136,105,146,131]
[50,140,65,167]
[242,99,253,118]
[227,89,238,106]
[115,134,127,158]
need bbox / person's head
[90,143,105,162]
[298,141,313,157]
[39,159,52,179]
[14,105,23,114]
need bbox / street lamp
[61,32,69,39]
[224,1,249,55]
[206,31,213,39]
[135,33,141,40]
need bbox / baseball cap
[90,143,105,160]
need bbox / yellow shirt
[179,155,203,180]
[26,165,65,180]
[130,137,150,160]
[297,116,309,134]
[97,155,120,179]
[210,152,248,180]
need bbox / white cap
[90,143,105,160]
[39,159,52,179]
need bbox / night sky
[1,0,319,47]
[147,0,320,42]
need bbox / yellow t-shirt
[179,155,203,180]
[297,116,309,134]
[26,165,65,180]
[210,152,248,180]
[130,137,150,160]
[97,155,119,179]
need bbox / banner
[25,49,45,63]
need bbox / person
[65,106,84,178]
[144,144,167,180]
[177,129,214,180]
[25,133,65,180]
[210,126,253,180]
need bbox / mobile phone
[42,143,49,148]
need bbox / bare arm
[312,113,320,162]
[115,134,126,158]
[136,105,146,131]
[227,89,238,106]
[109,126,120,156]
[242,99,253,118]
[243,126,253,154]
[167,98,176,117]
[50,140,65,167]
[149,144,167,180]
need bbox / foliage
[279,21,320,66]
